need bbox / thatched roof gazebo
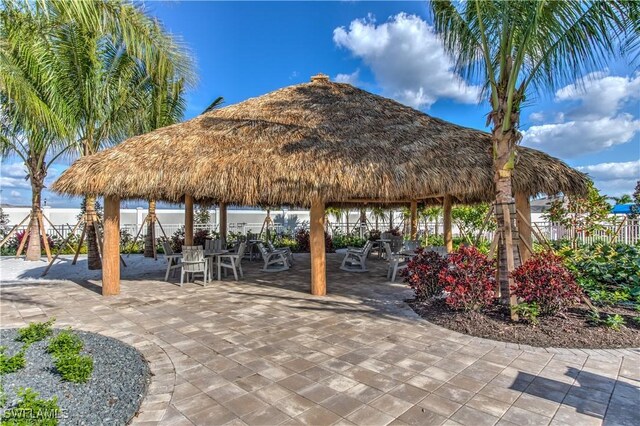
[53,74,589,296]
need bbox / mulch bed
[408,299,640,349]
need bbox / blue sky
[2,1,638,207]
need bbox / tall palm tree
[610,194,633,205]
[431,1,637,312]
[37,0,194,269]
[0,2,74,260]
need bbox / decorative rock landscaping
[0,327,150,425]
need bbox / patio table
[204,250,229,280]
[375,238,391,258]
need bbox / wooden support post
[185,195,194,246]
[15,219,30,258]
[219,203,227,248]
[0,214,30,248]
[72,225,86,265]
[42,219,82,277]
[37,212,52,262]
[443,195,453,253]
[410,200,418,240]
[102,196,120,296]
[310,199,326,296]
[515,192,532,263]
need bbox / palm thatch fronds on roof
[52,75,589,206]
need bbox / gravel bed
[1,328,150,425]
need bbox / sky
[2,1,639,208]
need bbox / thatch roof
[52,74,589,207]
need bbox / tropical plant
[451,203,494,245]
[439,246,496,312]
[544,181,613,248]
[402,249,448,300]
[511,252,582,315]
[421,206,442,237]
[563,242,640,306]
[3,0,194,269]
[0,2,74,260]
[430,0,638,316]
[610,194,633,205]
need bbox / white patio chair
[427,246,448,256]
[340,240,373,272]
[268,240,294,264]
[205,238,222,253]
[180,245,209,287]
[384,242,410,282]
[218,242,247,280]
[403,240,420,252]
[162,241,182,281]
[257,242,289,272]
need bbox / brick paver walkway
[1,254,638,426]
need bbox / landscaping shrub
[402,249,447,300]
[332,233,367,250]
[514,302,541,325]
[1,388,60,425]
[367,229,381,241]
[53,353,93,383]
[0,347,26,374]
[563,243,640,306]
[47,330,83,357]
[511,252,582,315]
[439,246,496,311]
[588,311,627,331]
[170,227,211,252]
[16,319,55,346]
[294,227,332,252]
[46,329,93,383]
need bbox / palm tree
[37,0,194,269]
[422,206,442,238]
[431,1,637,313]
[610,194,633,205]
[370,207,387,230]
[0,2,74,260]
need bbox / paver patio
[1,254,638,426]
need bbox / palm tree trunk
[492,122,522,312]
[25,159,45,261]
[345,210,350,236]
[86,194,102,270]
[144,200,156,257]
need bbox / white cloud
[576,161,639,197]
[10,190,20,197]
[577,160,640,181]
[522,70,640,158]
[555,71,640,120]
[333,13,481,109]
[0,162,30,190]
[522,115,640,158]
[335,69,360,85]
[528,112,545,123]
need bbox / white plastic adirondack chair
[218,242,246,280]
[268,240,294,264]
[162,241,182,281]
[384,242,410,282]
[340,240,373,272]
[257,242,289,272]
[180,246,209,286]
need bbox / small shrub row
[1,388,60,426]
[16,319,55,346]
[0,346,26,374]
[47,330,93,384]
[404,247,584,320]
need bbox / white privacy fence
[2,215,640,245]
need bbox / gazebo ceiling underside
[52,80,589,207]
